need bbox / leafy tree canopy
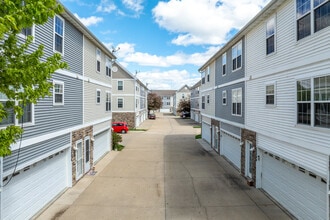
[0,0,67,156]
[147,93,162,113]
[177,99,190,114]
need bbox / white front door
[85,138,91,173]
[76,141,83,180]
[245,141,253,178]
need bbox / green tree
[0,0,67,156]
[177,98,191,115]
[147,92,162,114]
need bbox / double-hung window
[118,81,123,91]
[222,91,227,105]
[53,81,64,105]
[232,88,242,116]
[106,58,111,77]
[266,84,275,105]
[232,41,242,71]
[118,98,123,108]
[202,96,205,109]
[206,66,210,82]
[0,93,15,126]
[297,75,330,128]
[207,95,210,104]
[297,0,330,40]
[106,92,111,112]
[54,16,64,53]
[96,49,101,72]
[222,53,226,76]
[201,71,205,84]
[266,17,276,55]
[96,89,101,104]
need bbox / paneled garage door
[220,131,241,170]
[261,151,327,219]
[94,130,110,163]
[3,150,68,220]
[202,122,211,144]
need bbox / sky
[60,0,271,90]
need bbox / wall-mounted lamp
[240,142,244,146]
[91,138,95,142]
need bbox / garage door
[3,150,68,220]
[261,151,327,219]
[94,130,110,162]
[202,122,211,144]
[220,131,241,169]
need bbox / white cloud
[152,0,270,46]
[137,69,200,90]
[112,42,219,67]
[122,0,144,14]
[74,13,103,27]
[96,0,117,13]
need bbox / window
[207,66,210,82]
[207,95,210,104]
[232,41,242,71]
[118,81,123,90]
[297,76,330,128]
[54,16,64,53]
[201,71,205,84]
[297,0,330,40]
[118,98,123,108]
[96,49,101,72]
[85,138,90,164]
[266,17,276,55]
[53,81,64,105]
[222,91,227,105]
[106,58,111,77]
[232,88,242,116]
[96,90,101,104]
[20,26,34,39]
[202,96,205,109]
[106,92,111,112]
[266,84,275,105]
[0,93,15,126]
[222,53,226,76]
[182,94,185,99]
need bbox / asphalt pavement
[35,113,292,220]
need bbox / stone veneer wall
[71,126,93,185]
[241,129,257,186]
[112,112,136,129]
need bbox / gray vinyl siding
[215,38,245,85]
[3,133,70,173]
[215,82,245,125]
[220,122,241,136]
[22,73,83,139]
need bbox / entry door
[85,138,91,172]
[213,126,219,153]
[245,141,253,178]
[76,141,83,180]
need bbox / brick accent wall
[241,129,256,186]
[71,126,93,185]
[112,112,135,128]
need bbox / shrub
[112,132,124,151]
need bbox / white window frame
[75,140,83,180]
[19,25,35,41]
[106,57,111,77]
[118,80,124,91]
[117,98,124,109]
[96,89,101,104]
[202,96,205,109]
[54,15,64,54]
[53,80,64,106]
[207,66,210,82]
[232,88,242,116]
[96,48,101,73]
[105,91,111,112]
[265,83,276,106]
[222,53,226,76]
[207,95,210,104]
[232,41,242,71]
[222,90,227,105]
[266,17,276,55]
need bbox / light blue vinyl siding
[3,133,70,173]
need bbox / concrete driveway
[36,113,292,220]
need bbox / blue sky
[60,0,270,90]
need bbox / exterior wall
[113,79,135,95]
[241,129,257,185]
[112,96,135,112]
[112,112,135,128]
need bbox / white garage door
[3,150,68,220]
[202,122,211,144]
[221,131,241,169]
[94,130,110,163]
[261,151,327,219]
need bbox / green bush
[195,134,201,139]
[112,132,124,151]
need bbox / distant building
[190,80,201,123]
[151,90,176,113]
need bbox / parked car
[180,111,190,118]
[148,113,156,119]
[112,122,129,133]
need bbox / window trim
[53,15,65,54]
[118,80,124,91]
[53,80,64,106]
[207,66,210,82]
[105,91,111,112]
[266,17,276,55]
[96,89,101,104]
[222,90,227,105]
[19,25,35,41]
[222,53,227,76]
[201,96,205,109]
[96,48,101,73]
[265,83,276,106]
[231,88,242,116]
[117,97,124,109]
[207,94,210,104]
[106,57,111,77]
[232,41,242,71]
